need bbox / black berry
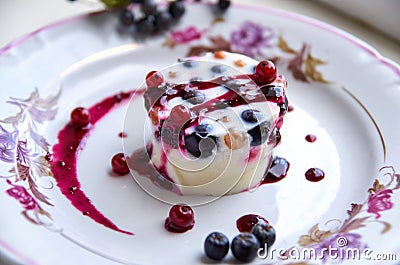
[168,1,185,19]
[247,121,270,146]
[154,11,173,31]
[182,90,205,104]
[231,233,259,262]
[204,232,229,261]
[119,9,134,26]
[136,16,155,34]
[141,0,158,16]
[217,0,231,11]
[251,223,276,252]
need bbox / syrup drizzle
[50,90,144,235]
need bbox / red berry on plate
[146,71,164,88]
[111,153,130,175]
[70,107,90,127]
[165,204,195,232]
[254,60,277,84]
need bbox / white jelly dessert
[137,51,288,196]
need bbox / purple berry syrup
[50,90,143,235]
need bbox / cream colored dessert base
[149,137,274,196]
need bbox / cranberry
[111,153,130,175]
[145,71,164,88]
[305,134,317,143]
[70,107,90,127]
[254,60,277,84]
[165,204,195,232]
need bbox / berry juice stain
[261,156,290,184]
[118,132,128,138]
[50,90,144,235]
[305,168,325,182]
[236,214,269,232]
[305,134,317,143]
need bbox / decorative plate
[0,2,399,265]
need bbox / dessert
[137,51,288,196]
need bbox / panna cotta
[136,51,288,196]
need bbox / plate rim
[0,2,399,265]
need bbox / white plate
[1,3,399,265]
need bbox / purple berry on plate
[141,0,158,16]
[70,107,90,127]
[217,0,231,11]
[182,59,197,68]
[231,233,259,262]
[195,124,212,136]
[120,9,134,26]
[251,223,276,251]
[136,15,155,34]
[168,1,185,19]
[204,232,229,261]
[111,153,130,175]
[254,60,277,84]
[154,11,173,31]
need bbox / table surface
[0,1,399,265]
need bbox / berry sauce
[261,156,290,184]
[50,90,144,235]
[236,214,269,232]
[287,105,294,112]
[118,132,128,138]
[305,168,325,182]
[305,134,317,143]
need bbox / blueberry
[204,232,229,261]
[211,65,227,74]
[182,90,205,104]
[241,109,260,123]
[189,77,202,84]
[136,16,155,34]
[182,60,196,68]
[168,1,185,19]
[248,121,270,146]
[251,223,276,251]
[195,124,212,137]
[217,0,231,11]
[119,9,134,26]
[184,133,216,158]
[141,0,158,16]
[154,11,173,31]
[231,233,259,262]
[261,85,283,99]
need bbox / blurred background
[0,0,399,62]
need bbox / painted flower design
[6,179,38,210]
[170,26,203,44]
[367,189,393,218]
[0,125,18,163]
[312,233,367,263]
[230,21,274,57]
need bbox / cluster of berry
[118,0,231,35]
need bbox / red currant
[145,71,164,88]
[165,204,195,232]
[111,153,130,175]
[70,107,90,127]
[254,60,277,84]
